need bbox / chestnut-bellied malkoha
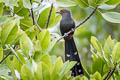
[57,9,84,76]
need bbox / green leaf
[92,55,105,75]
[40,54,51,68]
[20,31,33,57]
[14,0,29,17]
[91,36,102,53]
[59,61,76,80]
[50,14,61,28]
[106,0,120,5]
[81,76,88,80]
[91,47,98,61]
[31,60,37,74]
[88,0,96,7]
[0,64,10,76]
[37,7,56,28]
[50,55,57,64]
[16,51,26,64]
[102,12,120,23]
[13,56,22,72]
[21,64,34,80]
[20,17,33,30]
[0,47,3,61]
[0,75,13,80]
[115,74,120,80]
[112,42,120,63]
[33,51,42,62]
[0,64,12,79]
[90,72,102,80]
[99,4,117,10]
[22,0,31,9]
[41,62,51,80]
[5,0,18,7]
[88,0,109,7]
[0,16,14,25]
[75,0,88,8]
[45,39,57,54]
[14,6,29,17]
[51,57,63,80]
[56,0,76,7]
[24,60,37,74]
[6,56,17,80]
[1,19,20,45]
[96,0,109,5]
[104,36,114,60]
[38,30,51,52]
[34,62,43,80]
[25,26,36,40]
[0,3,3,17]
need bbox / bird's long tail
[65,37,84,76]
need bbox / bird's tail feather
[65,37,84,76]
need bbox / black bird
[57,9,84,76]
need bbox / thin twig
[103,64,117,80]
[0,46,16,64]
[46,3,54,29]
[57,6,98,42]
[103,70,112,80]
[0,51,12,64]
[76,7,98,28]
[30,0,42,32]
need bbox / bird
[57,9,84,76]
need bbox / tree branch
[103,64,117,80]
[46,3,54,29]
[57,6,98,42]
[30,0,42,32]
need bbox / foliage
[0,0,120,80]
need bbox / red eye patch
[61,10,67,14]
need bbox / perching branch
[30,0,42,32]
[57,6,98,42]
[76,7,98,28]
[103,64,117,80]
[46,3,54,29]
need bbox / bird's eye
[61,10,67,14]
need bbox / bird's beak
[56,11,60,14]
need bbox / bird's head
[56,9,71,17]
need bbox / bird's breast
[60,18,75,36]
